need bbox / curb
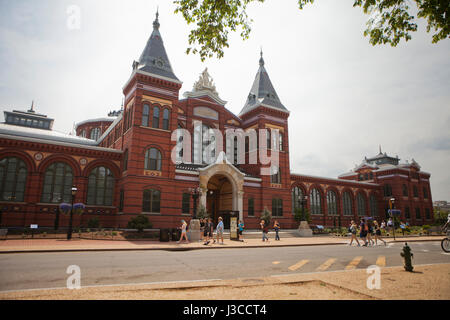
[0,237,441,254]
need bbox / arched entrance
[206,174,234,226]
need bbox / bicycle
[441,226,450,253]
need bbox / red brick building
[0,13,433,229]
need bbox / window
[415,207,421,219]
[369,195,378,217]
[142,104,150,126]
[266,129,271,149]
[152,106,160,128]
[291,186,304,213]
[326,190,337,215]
[90,127,101,141]
[41,162,73,203]
[383,184,392,197]
[80,129,86,138]
[182,193,190,214]
[248,198,254,216]
[310,188,322,215]
[364,173,368,180]
[271,166,281,184]
[279,132,283,151]
[162,109,170,130]
[357,193,366,216]
[369,172,373,180]
[144,148,162,171]
[86,166,115,206]
[123,150,129,171]
[142,189,160,213]
[425,208,431,219]
[233,137,238,164]
[402,184,408,197]
[343,192,352,216]
[405,207,410,219]
[423,187,428,199]
[272,198,283,216]
[0,157,27,202]
[413,186,418,198]
[119,190,124,212]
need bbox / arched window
[0,157,27,202]
[80,129,86,138]
[41,162,73,203]
[86,166,115,206]
[162,109,170,130]
[233,136,238,164]
[90,128,101,141]
[201,124,215,164]
[369,195,378,217]
[142,189,160,213]
[327,190,337,215]
[291,186,304,213]
[152,106,160,128]
[310,188,322,215]
[343,191,352,216]
[142,104,150,126]
[144,148,162,171]
[270,166,281,184]
[357,193,366,216]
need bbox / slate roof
[136,12,179,82]
[239,52,288,116]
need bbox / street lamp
[189,186,202,219]
[389,197,396,240]
[67,186,78,240]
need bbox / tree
[174,0,449,61]
[294,207,311,224]
[196,204,209,220]
[261,206,272,226]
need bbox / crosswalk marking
[376,256,386,267]
[288,259,309,271]
[316,258,336,271]
[345,256,363,270]
[272,261,281,265]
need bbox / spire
[379,145,382,154]
[135,10,179,81]
[239,51,288,116]
[28,100,35,113]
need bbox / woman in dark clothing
[359,220,368,246]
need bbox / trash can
[170,228,181,242]
[159,228,170,242]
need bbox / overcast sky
[0,0,449,201]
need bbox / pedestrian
[359,219,367,246]
[381,220,386,232]
[273,220,280,241]
[400,221,406,236]
[204,218,214,245]
[387,218,393,234]
[177,220,189,244]
[367,220,375,246]
[373,220,386,246]
[200,218,206,242]
[216,216,224,244]
[237,220,245,242]
[348,220,360,246]
[261,220,269,242]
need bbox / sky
[0,0,449,201]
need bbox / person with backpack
[348,220,360,246]
[367,220,375,246]
[359,219,368,246]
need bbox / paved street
[0,241,448,292]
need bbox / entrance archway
[206,174,233,226]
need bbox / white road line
[442,252,450,255]
[0,278,224,294]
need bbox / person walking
[387,218,393,234]
[367,220,375,246]
[348,220,360,246]
[238,220,245,242]
[273,220,281,241]
[177,220,189,244]
[200,218,206,242]
[204,218,214,245]
[359,219,368,246]
[373,220,386,246]
[261,220,269,242]
[400,221,406,236]
[215,217,224,244]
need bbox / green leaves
[174,0,449,61]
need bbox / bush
[87,217,100,229]
[294,207,311,224]
[196,205,209,220]
[261,207,272,226]
[127,215,152,232]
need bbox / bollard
[400,242,414,272]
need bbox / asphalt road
[0,241,449,292]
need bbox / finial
[28,100,35,113]
[379,145,382,154]
[259,47,264,67]
[153,8,160,30]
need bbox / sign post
[229,211,239,241]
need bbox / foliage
[261,206,272,226]
[196,204,209,220]
[294,207,311,223]
[434,208,449,224]
[127,215,153,232]
[87,217,100,229]
[174,0,449,60]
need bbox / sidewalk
[0,235,443,254]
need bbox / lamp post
[389,197,396,240]
[67,186,78,240]
[189,186,202,219]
